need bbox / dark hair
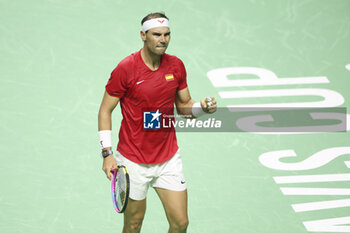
[141,12,169,26]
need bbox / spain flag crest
[165,74,174,81]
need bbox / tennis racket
[111,165,130,213]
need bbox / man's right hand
[102,155,118,180]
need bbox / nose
[159,35,166,43]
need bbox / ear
[140,30,146,41]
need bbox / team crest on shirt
[165,74,174,81]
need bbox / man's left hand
[200,96,217,113]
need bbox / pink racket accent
[111,168,121,212]
[110,166,130,213]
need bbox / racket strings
[116,169,127,208]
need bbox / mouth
[156,47,167,51]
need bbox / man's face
[142,27,171,56]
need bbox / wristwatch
[101,149,113,159]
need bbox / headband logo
[158,19,165,24]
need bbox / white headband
[142,18,169,32]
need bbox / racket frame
[111,165,130,213]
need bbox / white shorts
[114,150,187,200]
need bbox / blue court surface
[1,0,350,232]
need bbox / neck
[141,47,162,71]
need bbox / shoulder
[163,53,184,66]
[116,51,139,70]
[162,53,186,75]
[163,53,183,62]
[110,51,140,84]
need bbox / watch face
[102,150,112,158]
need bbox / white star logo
[150,110,161,122]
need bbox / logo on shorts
[143,109,161,129]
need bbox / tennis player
[98,12,217,233]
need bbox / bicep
[175,88,191,106]
[99,91,120,113]
[175,87,195,110]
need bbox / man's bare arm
[175,87,217,117]
[98,91,120,131]
[98,91,120,180]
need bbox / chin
[154,50,166,56]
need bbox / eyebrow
[152,31,171,36]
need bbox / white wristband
[192,102,205,118]
[98,130,112,149]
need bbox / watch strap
[101,149,113,158]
